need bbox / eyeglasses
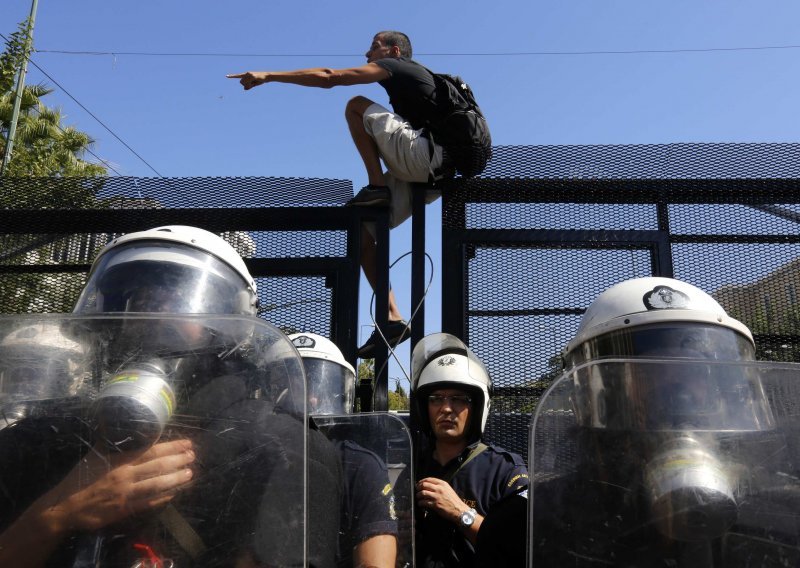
[428,394,472,409]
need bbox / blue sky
[3,1,800,386]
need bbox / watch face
[460,509,475,527]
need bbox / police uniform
[475,488,528,568]
[334,439,398,567]
[416,441,529,568]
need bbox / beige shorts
[362,103,444,183]
[362,103,443,228]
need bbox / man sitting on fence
[228,31,491,358]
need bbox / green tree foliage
[0,20,111,313]
[355,360,410,411]
[388,379,409,411]
[1,19,107,180]
[357,359,374,383]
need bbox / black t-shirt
[374,57,439,130]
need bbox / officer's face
[428,388,472,443]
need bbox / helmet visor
[567,323,755,367]
[74,242,255,315]
[570,358,774,431]
[304,358,355,415]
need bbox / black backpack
[424,70,492,178]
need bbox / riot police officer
[290,332,401,568]
[529,277,800,567]
[411,332,529,568]
[0,226,339,567]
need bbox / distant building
[714,258,800,334]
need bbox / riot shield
[313,412,414,568]
[0,313,312,567]
[529,358,800,567]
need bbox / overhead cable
[1,32,162,176]
[32,44,800,58]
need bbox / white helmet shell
[411,333,492,437]
[289,332,355,415]
[74,226,258,316]
[96,226,256,297]
[289,332,355,377]
[565,277,754,357]
[0,321,89,399]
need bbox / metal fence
[6,143,800,444]
[0,176,393,410]
[440,143,800,460]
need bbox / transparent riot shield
[313,412,414,568]
[0,313,310,567]
[528,358,800,567]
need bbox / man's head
[366,31,412,62]
[411,333,492,444]
[73,225,259,369]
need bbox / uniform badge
[643,285,690,310]
[437,355,457,366]
[291,335,316,349]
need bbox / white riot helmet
[411,333,492,442]
[564,277,755,367]
[0,321,90,430]
[0,321,89,401]
[73,225,258,316]
[564,277,767,432]
[289,332,355,415]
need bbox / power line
[31,44,800,58]
[12,104,124,175]
[1,32,162,176]
[25,59,162,176]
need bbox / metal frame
[0,202,393,411]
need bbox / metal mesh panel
[249,231,347,259]
[480,143,800,179]
[0,233,117,267]
[442,143,800,461]
[0,176,353,209]
[0,177,356,352]
[0,271,87,314]
[466,203,658,231]
[257,276,333,336]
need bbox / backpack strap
[440,442,488,484]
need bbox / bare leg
[345,96,387,187]
[361,225,404,322]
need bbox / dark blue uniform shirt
[416,441,529,568]
[335,439,398,567]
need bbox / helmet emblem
[643,285,690,310]
[437,355,457,366]
[292,335,316,349]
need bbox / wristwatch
[459,507,477,528]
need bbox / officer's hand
[227,71,270,90]
[416,477,469,524]
[48,438,195,533]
